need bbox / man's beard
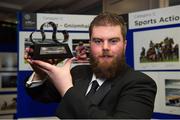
[90,51,126,80]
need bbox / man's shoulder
[71,65,92,76]
[121,64,155,83]
[125,68,156,86]
[71,65,91,71]
[70,65,93,82]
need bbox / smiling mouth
[99,55,113,60]
[101,54,113,57]
[102,55,112,58]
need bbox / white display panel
[143,72,180,115]
[129,5,180,29]
[37,13,95,31]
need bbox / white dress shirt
[26,72,47,87]
[85,74,106,95]
[26,71,106,94]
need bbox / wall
[103,0,159,14]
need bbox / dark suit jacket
[26,64,157,119]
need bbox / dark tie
[86,80,99,98]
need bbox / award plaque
[28,21,73,60]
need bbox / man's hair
[89,12,127,40]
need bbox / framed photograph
[143,71,180,115]
[0,114,14,119]
[72,39,90,64]
[165,79,180,107]
[0,94,17,114]
[0,72,17,92]
[0,52,17,71]
[133,27,180,70]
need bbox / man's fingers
[35,65,49,74]
[31,60,54,71]
[64,58,74,68]
[26,59,32,64]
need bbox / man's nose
[102,41,110,50]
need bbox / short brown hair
[89,12,127,40]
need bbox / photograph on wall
[19,32,89,70]
[19,31,65,70]
[165,79,180,107]
[0,114,14,119]
[72,39,90,64]
[133,27,180,70]
[0,53,17,71]
[143,72,180,115]
[0,94,17,114]
[0,72,17,91]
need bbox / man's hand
[24,47,62,80]
[25,47,47,80]
[29,58,74,96]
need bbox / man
[25,12,157,119]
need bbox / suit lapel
[87,64,130,105]
[76,77,91,95]
[74,66,93,95]
[89,80,112,105]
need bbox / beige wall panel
[103,0,159,14]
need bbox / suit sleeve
[25,75,61,103]
[25,65,88,103]
[56,71,157,119]
[113,73,157,118]
[25,65,82,103]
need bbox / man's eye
[93,39,102,45]
[109,39,119,44]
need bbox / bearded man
[25,12,157,119]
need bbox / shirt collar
[91,74,106,87]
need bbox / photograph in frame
[0,52,17,71]
[165,79,180,107]
[0,94,17,114]
[133,27,180,70]
[0,72,17,92]
[72,39,90,64]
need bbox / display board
[128,5,180,118]
[0,24,17,119]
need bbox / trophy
[28,21,73,60]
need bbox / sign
[37,13,96,31]
[129,5,180,29]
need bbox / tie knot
[91,80,99,91]
[86,80,99,98]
